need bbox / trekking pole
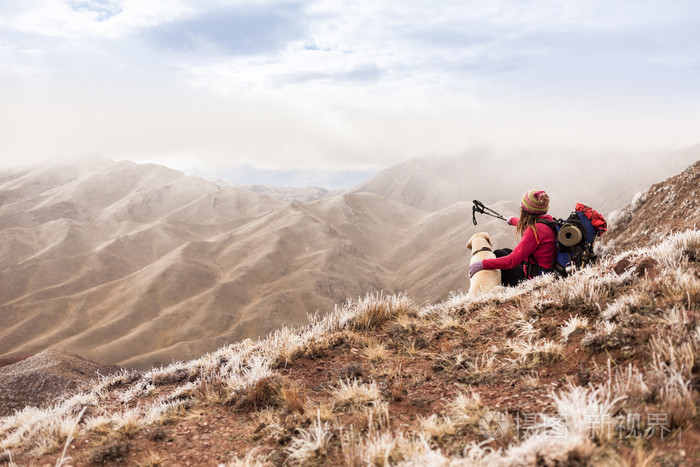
[472,200,508,225]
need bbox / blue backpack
[535,204,607,277]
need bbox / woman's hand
[508,217,519,226]
[469,261,484,278]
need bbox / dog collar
[473,247,492,254]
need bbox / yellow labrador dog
[466,232,501,295]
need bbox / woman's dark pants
[493,248,527,287]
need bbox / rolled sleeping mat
[558,223,583,247]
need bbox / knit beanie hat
[521,189,549,214]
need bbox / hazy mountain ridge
[1,161,284,368]
[1,160,509,369]
[349,157,475,212]
[351,147,700,216]
[1,150,698,370]
[233,184,336,203]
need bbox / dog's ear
[478,232,493,247]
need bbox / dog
[466,232,501,295]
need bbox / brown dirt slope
[603,159,700,252]
[3,227,699,465]
[0,348,119,417]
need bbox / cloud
[192,164,377,189]
[66,0,124,21]
[0,0,699,175]
[142,3,307,56]
[280,63,383,85]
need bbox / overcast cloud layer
[1,0,699,182]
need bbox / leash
[472,200,507,225]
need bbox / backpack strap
[535,218,558,230]
[531,219,561,276]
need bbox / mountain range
[1,147,698,369]
[1,157,699,465]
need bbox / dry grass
[331,378,382,411]
[581,320,620,349]
[137,453,167,467]
[659,306,690,329]
[192,367,229,404]
[559,315,590,341]
[3,230,700,466]
[418,414,457,442]
[432,351,501,378]
[612,364,650,402]
[286,411,333,464]
[437,314,469,333]
[277,379,306,414]
[551,383,626,442]
[514,318,539,340]
[600,292,642,322]
[650,336,695,378]
[269,327,305,367]
[445,390,485,430]
[256,409,287,444]
[221,450,271,466]
[340,428,363,467]
[54,407,85,467]
[654,269,700,308]
[235,376,281,411]
[308,402,336,424]
[618,444,659,467]
[112,408,141,440]
[0,451,14,466]
[650,360,698,429]
[520,372,541,390]
[505,337,563,368]
[349,292,417,331]
[363,342,388,363]
[362,402,390,433]
[548,273,605,310]
[464,354,501,377]
[356,431,426,467]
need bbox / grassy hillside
[2,229,698,466]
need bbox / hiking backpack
[536,203,608,277]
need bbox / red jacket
[482,215,556,275]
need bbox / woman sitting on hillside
[469,189,556,287]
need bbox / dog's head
[466,232,493,251]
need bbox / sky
[1,0,699,186]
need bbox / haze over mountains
[1,148,698,369]
[350,146,700,215]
